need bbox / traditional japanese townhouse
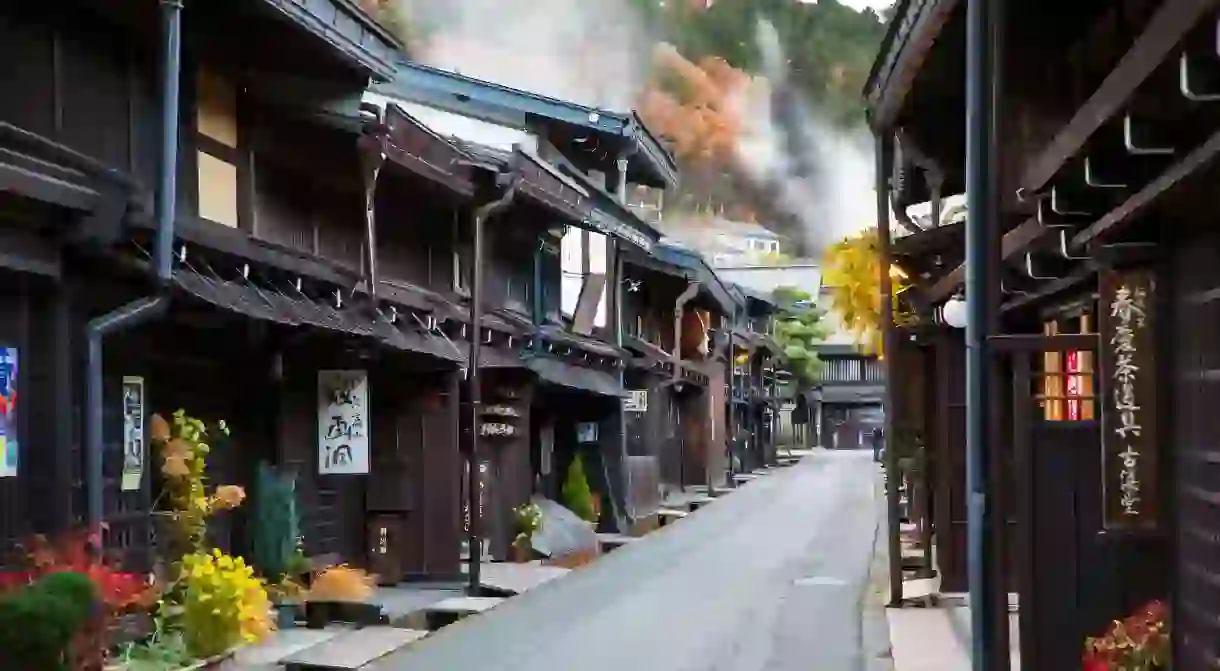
[0,0,491,583]
[620,241,736,501]
[866,0,1220,668]
[727,287,785,473]
[356,61,677,542]
[809,344,885,450]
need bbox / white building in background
[662,218,787,269]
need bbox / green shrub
[561,455,598,523]
[0,572,97,670]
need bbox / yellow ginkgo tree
[821,228,909,356]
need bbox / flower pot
[305,600,333,629]
[305,600,385,628]
[510,542,532,563]
[275,602,298,630]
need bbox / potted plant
[304,565,381,629]
[511,503,543,563]
[1083,600,1170,670]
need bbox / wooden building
[621,241,736,499]
[809,343,886,450]
[728,288,785,472]
[866,0,1220,667]
[0,0,501,583]
[359,61,679,543]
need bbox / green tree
[771,285,830,383]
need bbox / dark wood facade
[868,0,1220,667]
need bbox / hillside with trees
[634,0,888,251]
[357,0,889,253]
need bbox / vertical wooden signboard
[1099,268,1158,532]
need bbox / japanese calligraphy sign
[1099,269,1159,531]
[318,370,370,475]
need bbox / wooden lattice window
[1040,314,1096,421]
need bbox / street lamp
[941,293,967,329]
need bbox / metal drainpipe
[85,0,183,532]
[671,282,698,492]
[466,173,519,595]
[608,153,631,531]
[724,306,736,488]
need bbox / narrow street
[371,450,890,671]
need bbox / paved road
[372,450,889,671]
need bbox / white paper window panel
[561,228,582,272]
[561,275,582,316]
[594,291,606,328]
[588,232,607,273]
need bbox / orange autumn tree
[639,44,746,165]
[638,45,769,222]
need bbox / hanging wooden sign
[1099,268,1159,532]
[317,370,370,475]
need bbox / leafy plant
[150,410,245,560]
[1083,601,1170,671]
[179,549,272,658]
[0,527,159,669]
[561,455,598,524]
[305,565,375,604]
[0,577,89,670]
[248,461,301,586]
[8,528,157,613]
[822,229,913,355]
[116,627,194,671]
[770,285,829,383]
[512,503,543,551]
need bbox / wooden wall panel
[1172,230,1220,670]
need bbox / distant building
[662,218,788,268]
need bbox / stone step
[422,596,506,630]
[281,626,428,670]
[222,628,343,670]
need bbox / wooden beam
[927,216,1042,301]
[1019,0,1220,195]
[1000,265,1095,313]
[870,0,962,130]
[1073,123,1220,247]
[989,333,1098,353]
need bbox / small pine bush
[0,572,97,670]
[562,455,598,523]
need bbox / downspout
[607,153,631,531]
[357,103,388,300]
[724,305,736,488]
[465,172,520,595]
[671,282,698,492]
[85,0,183,532]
